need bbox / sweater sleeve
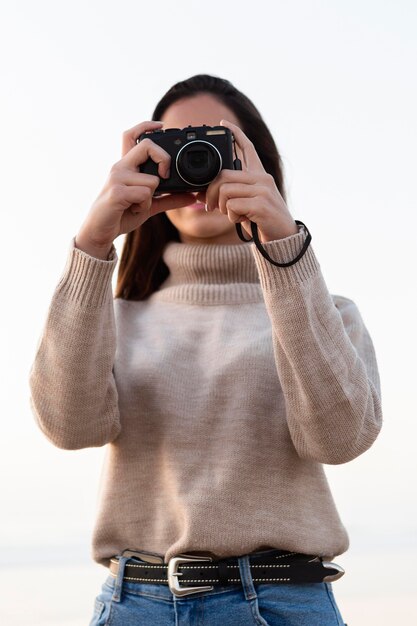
[28,236,121,450]
[250,225,383,465]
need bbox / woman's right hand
[75,120,195,258]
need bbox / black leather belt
[109,549,345,598]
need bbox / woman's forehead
[160,94,241,128]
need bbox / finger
[226,206,252,230]
[118,137,171,179]
[217,182,259,215]
[151,192,197,215]
[122,120,163,157]
[222,203,253,240]
[239,218,253,238]
[220,119,265,174]
[115,184,155,212]
[206,170,257,211]
[223,196,263,221]
[125,190,195,216]
[112,171,162,192]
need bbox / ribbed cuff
[55,236,118,307]
[250,225,320,290]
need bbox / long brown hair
[114,74,288,301]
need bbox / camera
[136,125,236,195]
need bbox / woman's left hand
[205,119,299,242]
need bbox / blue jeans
[89,552,347,625]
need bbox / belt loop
[111,555,130,603]
[238,555,257,601]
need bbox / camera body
[136,125,235,194]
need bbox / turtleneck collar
[151,240,264,305]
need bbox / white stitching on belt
[111,560,291,570]
[110,573,292,583]
[275,552,297,559]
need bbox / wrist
[74,232,114,260]
[259,223,299,243]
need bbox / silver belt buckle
[167,553,214,597]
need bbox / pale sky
[1,1,416,623]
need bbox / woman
[29,74,382,625]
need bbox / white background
[1,1,416,624]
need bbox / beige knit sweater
[28,225,383,568]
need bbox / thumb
[239,218,252,238]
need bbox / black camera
[136,125,236,194]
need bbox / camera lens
[176,140,222,186]
[187,149,208,169]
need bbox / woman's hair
[114,73,288,301]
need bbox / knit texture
[28,225,383,568]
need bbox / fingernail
[204,203,208,212]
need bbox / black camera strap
[233,156,312,267]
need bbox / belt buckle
[167,553,214,597]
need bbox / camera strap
[233,157,312,267]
